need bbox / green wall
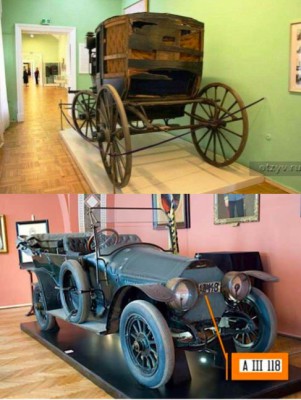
[121,0,301,192]
[22,34,59,63]
[2,0,122,120]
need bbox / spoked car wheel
[190,82,249,167]
[96,84,132,188]
[59,260,91,324]
[233,288,277,352]
[33,283,59,332]
[120,300,175,388]
[72,90,98,142]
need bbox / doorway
[15,24,76,122]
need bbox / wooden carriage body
[87,12,204,111]
[69,12,251,188]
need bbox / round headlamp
[222,272,251,301]
[166,278,199,312]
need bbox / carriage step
[48,308,107,334]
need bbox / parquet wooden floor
[0,307,111,398]
[0,306,300,398]
[0,83,91,193]
[0,83,290,194]
[234,182,289,194]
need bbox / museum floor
[0,84,289,194]
[0,84,90,193]
[0,306,300,399]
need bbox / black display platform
[21,321,301,399]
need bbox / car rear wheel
[234,287,277,352]
[59,260,91,323]
[120,300,175,388]
[33,283,59,332]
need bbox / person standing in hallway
[34,67,40,85]
[23,67,29,86]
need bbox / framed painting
[0,215,8,253]
[124,0,148,14]
[289,22,301,92]
[152,194,190,229]
[214,194,260,225]
[16,219,49,265]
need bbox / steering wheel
[87,228,119,252]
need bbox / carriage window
[132,21,156,29]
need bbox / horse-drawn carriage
[66,13,256,188]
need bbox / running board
[48,308,107,334]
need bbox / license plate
[199,281,221,294]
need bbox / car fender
[106,284,173,333]
[243,270,279,282]
[134,283,174,302]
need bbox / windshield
[87,206,173,256]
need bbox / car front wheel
[234,287,277,352]
[120,300,175,388]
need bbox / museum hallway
[0,84,290,194]
[0,84,90,193]
[0,306,300,398]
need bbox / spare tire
[59,260,91,323]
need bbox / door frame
[15,24,76,122]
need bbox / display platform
[60,128,264,194]
[21,320,301,399]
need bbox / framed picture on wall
[289,22,301,92]
[16,219,49,265]
[152,194,190,229]
[214,194,260,225]
[0,215,8,253]
[124,0,148,14]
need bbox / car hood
[109,244,199,283]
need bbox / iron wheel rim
[125,315,159,376]
[191,83,249,167]
[96,85,132,188]
[234,299,262,348]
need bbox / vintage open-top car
[17,202,277,388]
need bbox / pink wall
[0,194,77,307]
[1,194,300,338]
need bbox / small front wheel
[72,90,97,142]
[191,82,249,167]
[120,300,175,388]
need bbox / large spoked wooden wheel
[72,90,97,142]
[96,85,132,188]
[190,82,249,167]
